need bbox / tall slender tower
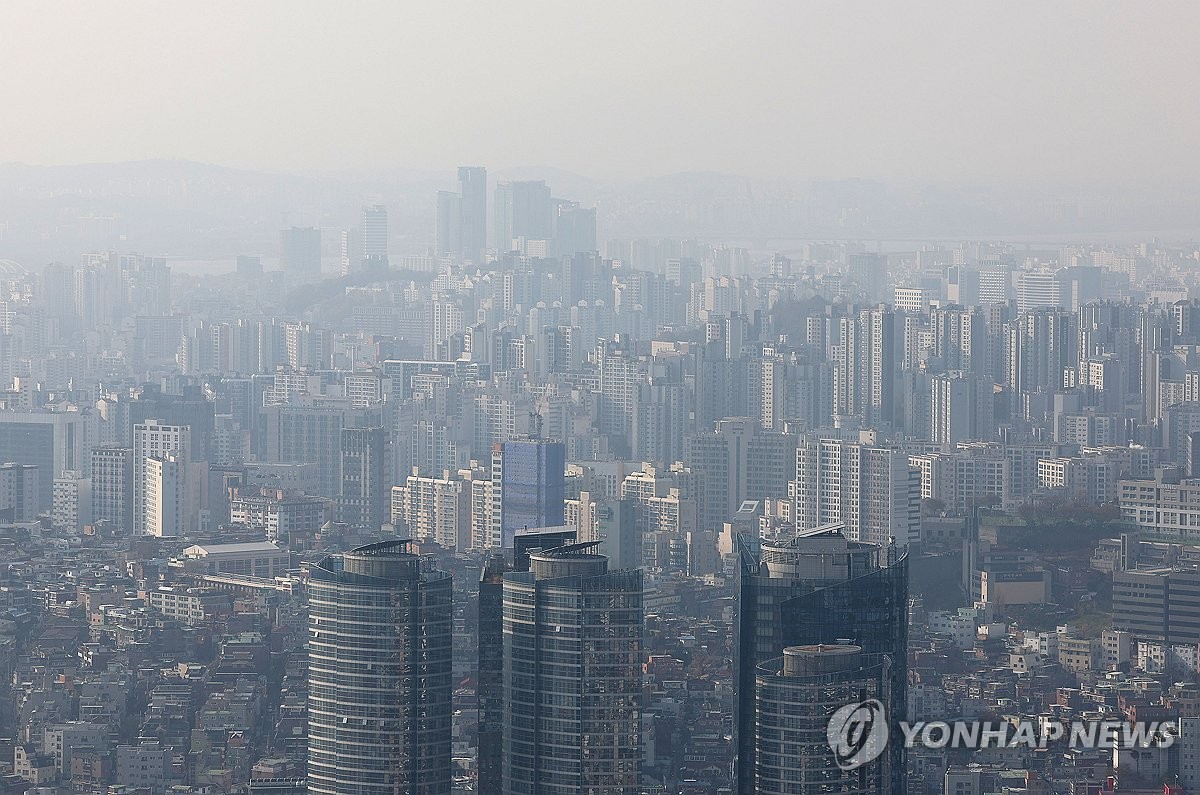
[361,204,389,269]
[307,540,453,795]
[502,542,642,795]
[435,191,462,259]
[835,307,896,427]
[478,530,578,795]
[133,420,190,535]
[458,166,487,264]
[337,426,387,529]
[734,525,907,795]
[477,553,508,795]
[91,446,133,532]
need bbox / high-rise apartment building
[502,543,642,795]
[126,384,216,464]
[91,446,133,531]
[133,420,190,535]
[340,228,362,277]
[52,470,91,531]
[393,470,471,550]
[470,466,496,551]
[144,452,191,538]
[431,300,465,360]
[1004,308,1075,414]
[686,419,752,534]
[930,372,995,445]
[41,261,78,340]
[337,426,386,529]
[846,253,888,303]
[793,436,920,547]
[0,463,38,522]
[620,463,699,551]
[307,540,452,795]
[594,497,640,571]
[734,526,908,795]
[687,420,798,534]
[945,265,980,306]
[834,307,896,428]
[930,305,989,375]
[262,399,379,499]
[748,351,786,431]
[627,350,687,461]
[596,344,644,454]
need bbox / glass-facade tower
[734,525,908,795]
[756,645,895,795]
[500,438,566,547]
[479,530,579,795]
[502,542,642,795]
[307,539,453,795]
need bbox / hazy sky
[2,1,1198,186]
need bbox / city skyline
[2,184,1200,793]
[3,5,1200,794]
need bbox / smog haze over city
[3,4,1200,795]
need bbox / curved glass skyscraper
[307,539,453,795]
[734,525,908,795]
[755,645,895,795]
[502,542,642,795]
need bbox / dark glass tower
[478,530,577,795]
[502,542,642,795]
[307,540,453,795]
[734,525,908,795]
[478,554,508,795]
[756,645,896,795]
[499,438,566,547]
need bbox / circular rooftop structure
[0,260,28,278]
